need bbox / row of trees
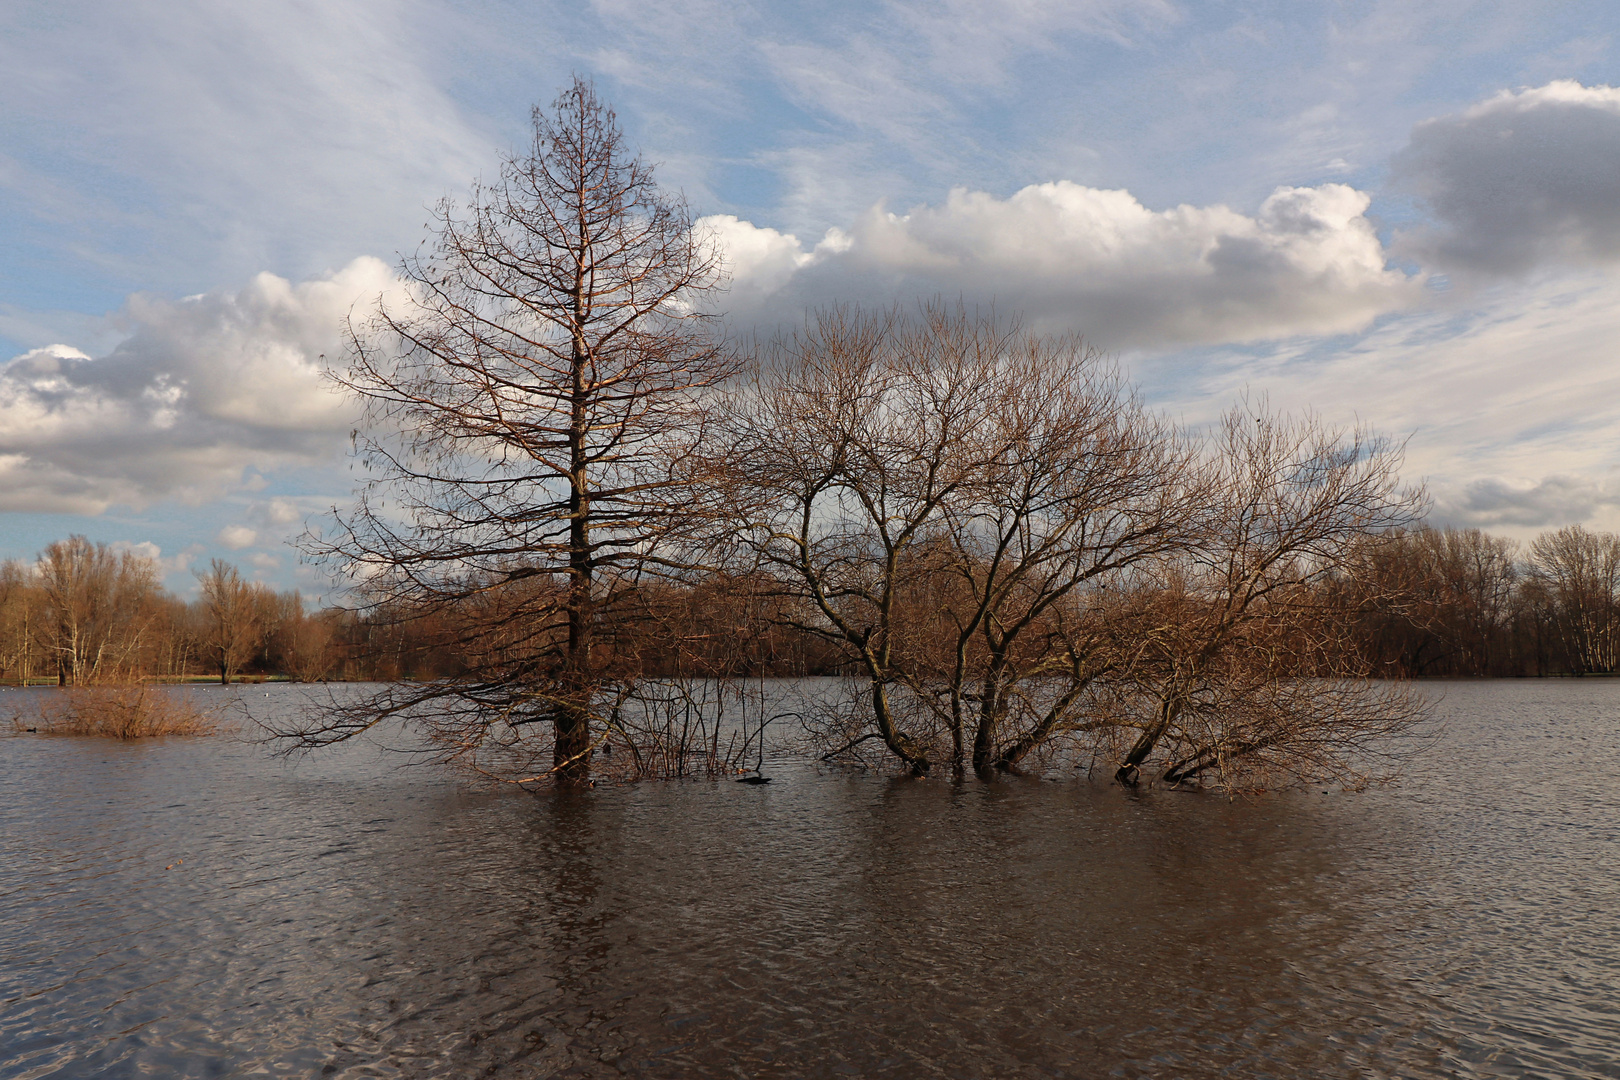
[7,520,1614,690]
[0,541,347,684]
[9,522,1613,687]
[1348,523,1620,678]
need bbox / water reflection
[1,681,1618,1078]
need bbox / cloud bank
[0,258,398,514]
[1396,81,1620,274]
[706,181,1419,347]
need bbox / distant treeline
[0,535,842,685]
[1340,523,1620,678]
[1,524,1616,686]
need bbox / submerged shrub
[18,685,221,739]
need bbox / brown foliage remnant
[291,77,736,784]
[19,685,221,738]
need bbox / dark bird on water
[736,775,772,785]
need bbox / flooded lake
[2,680,1618,1078]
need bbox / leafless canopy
[718,308,1431,790]
[295,77,735,784]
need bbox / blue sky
[3,0,1620,596]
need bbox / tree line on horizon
[3,521,1615,692]
[0,539,354,686]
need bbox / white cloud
[107,539,198,577]
[217,526,258,550]
[0,257,403,514]
[701,215,815,303]
[710,181,1419,347]
[247,498,306,528]
[1150,269,1620,537]
[110,540,163,563]
[1395,81,1620,275]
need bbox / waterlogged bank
[1,681,1618,1078]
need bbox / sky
[3,0,1620,598]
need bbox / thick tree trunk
[1115,698,1177,786]
[555,359,594,786]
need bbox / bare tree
[196,559,266,684]
[1528,525,1620,674]
[0,559,40,685]
[721,303,1199,777]
[36,536,160,685]
[1105,404,1427,789]
[296,77,733,784]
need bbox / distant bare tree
[263,592,339,682]
[1528,525,1620,674]
[196,559,266,684]
[36,536,160,685]
[0,559,41,685]
[296,77,734,784]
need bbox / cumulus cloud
[704,181,1418,347]
[0,257,403,514]
[107,539,199,577]
[247,498,307,528]
[1395,81,1620,275]
[217,525,258,550]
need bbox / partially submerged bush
[16,685,221,739]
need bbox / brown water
[1,680,1617,1079]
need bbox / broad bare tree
[297,78,733,784]
[729,342,1429,789]
[721,303,1200,777]
[36,536,160,685]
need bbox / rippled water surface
[2,680,1619,1078]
